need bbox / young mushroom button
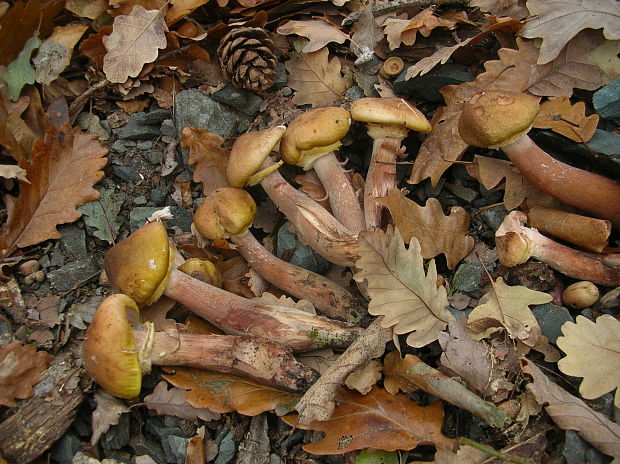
[350,98,432,229]
[458,91,620,229]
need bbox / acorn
[562,281,599,309]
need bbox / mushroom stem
[502,135,620,229]
[312,152,365,234]
[229,231,364,322]
[131,329,318,393]
[163,268,363,351]
[364,136,402,229]
[496,211,620,286]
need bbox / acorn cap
[227,126,287,187]
[280,107,351,170]
[83,294,142,398]
[104,221,174,308]
[458,91,540,149]
[350,97,432,136]
[194,187,257,239]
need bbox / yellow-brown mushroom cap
[280,107,351,170]
[227,126,287,187]
[83,294,142,398]
[350,97,432,137]
[104,221,174,308]
[177,258,223,288]
[194,187,257,239]
[458,91,540,149]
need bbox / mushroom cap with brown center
[83,294,142,398]
[104,221,174,308]
[194,187,257,239]
[350,97,431,138]
[280,107,351,170]
[458,91,540,149]
[227,126,287,187]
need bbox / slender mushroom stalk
[280,107,366,234]
[103,221,362,352]
[496,211,620,287]
[350,97,431,229]
[83,294,319,398]
[227,126,359,267]
[193,187,364,322]
[459,91,620,229]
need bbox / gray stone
[452,263,483,294]
[167,435,189,464]
[118,111,163,140]
[394,64,473,103]
[59,224,88,259]
[532,303,573,344]
[112,165,141,183]
[51,430,83,463]
[39,254,51,268]
[143,150,164,165]
[277,223,330,274]
[593,78,620,124]
[479,206,508,232]
[129,207,193,232]
[149,184,170,205]
[137,109,171,125]
[584,449,607,464]
[562,430,587,464]
[71,452,100,464]
[77,113,110,140]
[50,247,65,267]
[271,62,288,90]
[160,119,176,137]
[134,438,167,464]
[110,140,128,153]
[48,257,99,292]
[445,182,478,203]
[280,87,293,97]
[345,85,366,101]
[214,431,237,464]
[174,89,238,138]
[133,195,148,205]
[212,84,264,116]
[101,413,130,451]
[447,305,473,320]
[67,294,105,329]
[136,141,153,150]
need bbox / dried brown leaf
[91,390,129,445]
[143,381,221,421]
[103,5,168,83]
[0,342,52,407]
[166,0,209,26]
[285,48,352,107]
[0,164,28,181]
[344,359,382,394]
[277,20,349,53]
[79,28,111,70]
[294,171,331,212]
[0,87,38,161]
[34,24,89,86]
[353,227,454,348]
[470,0,529,19]
[533,96,599,142]
[181,127,229,194]
[0,126,108,259]
[66,0,107,19]
[377,190,474,269]
[383,8,462,50]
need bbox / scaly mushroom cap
[83,294,142,398]
[458,91,540,149]
[104,221,174,308]
[280,107,351,170]
[194,187,257,239]
[227,126,287,187]
[350,97,431,139]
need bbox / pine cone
[217,27,277,92]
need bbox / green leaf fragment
[0,35,41,100]
[78,185,125,243]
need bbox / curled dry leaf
[165,0,210,26]
[383,8,463,50]
[532,97,599,142]
[557,315,620,407]
[143,381,221,421]
[90,390,129,445]
[0,87,38,161]
[277,20,349,53]
[65,0,107,19]
[344,359,382,395]
[103,5,168,83]
[377,189,474,270]
[354,227,455,348]
[181,127,229,193]
[0,342,52,407]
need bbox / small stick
[342,0,470,26]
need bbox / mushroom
[350,97,432,229]
[458,91,620,229]
[103,221,362,352]
[227,126,359,267]
[280,107,365,234]
[495,211,620,287]
[193,187,364,321]
[83,294,319,398]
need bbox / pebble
[531,303,573,344]
[47,257,99,292]
[174,89,238,138]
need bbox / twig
[342,0,470,26]
[68,78,111,118]
[459,438,537,464]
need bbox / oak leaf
[377,190,473,270]
[0,125,108,259]
[533,97,599,142]
[33,24,89,86]
[522,358,620,461]
[65,0,107,19]
[557,315,620,407]
[285,48,351,107]
[294,171,332,212]
[354,227,454,348]
[143,381,221,421]
[282,387,455,454]
[166,0,209,26]
[0,342,52,407]
[277,20,349,53]
[91,390,129,445]
[0,35,40,101]
[383,8,462,50]
[0,165,28,181]
[0,86,38,161]
[181,127,229,193]
[163,368,298,416]
[467,278,551,346]
[103,5,168,83]
[344,359,382,394]
[520,0,620,64]
[470,0,529,19]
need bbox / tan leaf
[405,38,474,78]
[33,24,88,85]
[91,390,129,445]
[66,0,107,19]
[0,342,52,407]
[557,315,620,407]
[383,8,461,50]
[277,20,349,53]
[285,48,352,107]
[0,125,108,259]
[467,278,551,346]
[377,190,473,270]
[294,171,331,212]
[143,381,221,421]
[165,0,209,26]
[163,368,299,416]
[470,0,529,19]
[0,164,28,181]
[344,359,382,394]
[180,127,229,194]
[522,357,620,461]
[589,39,620,83]
[533,97,599,142]
[116,98,150,113]
[353,227,454,348]
[282,387,455,454]
[0,87,38,161]
[103,5,168,83]
[520,0,620,64]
